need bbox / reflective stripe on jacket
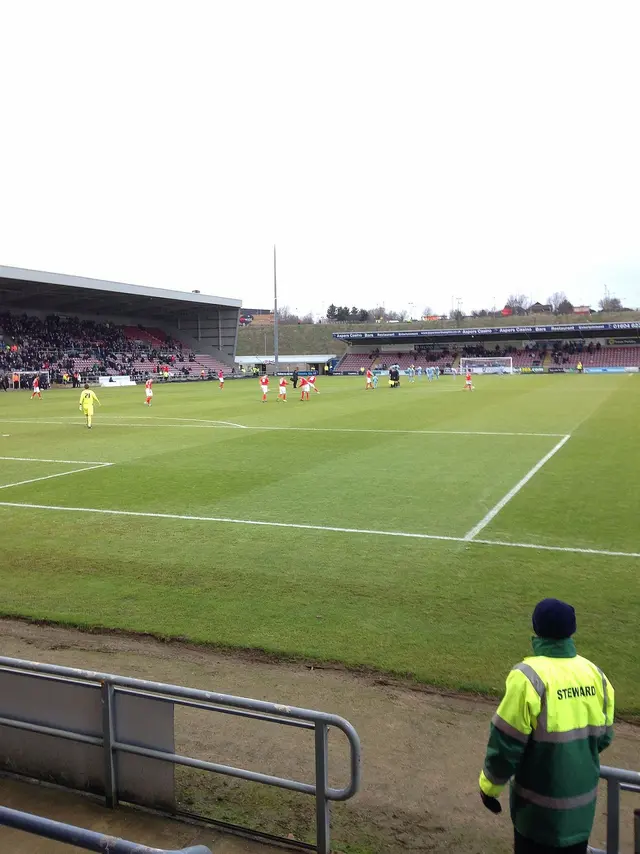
[479,637,614,848]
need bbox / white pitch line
[0,464,112,492]
[0,419,567,438]
[0,499,637,559]
[0,501,461,543]
[0,456,110,465]
[0,420,231,430]
[104,416,248,428]
[246,426,566,438]
[463,435,572,541]
[191,419,247,428]
[473,538,640,559]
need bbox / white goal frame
[459,357,513,375]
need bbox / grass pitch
[0,374,639,713]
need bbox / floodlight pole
[273,245,279,372]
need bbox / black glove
[480,792,502,814]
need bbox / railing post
[606,777,620,854]
[314,722,330,854]
[634,809,640,854]
[101,680,118,808]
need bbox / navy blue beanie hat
[532,598,576,639]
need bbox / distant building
[529,302,552,313]
[240,308,273,326]
[573,305,592,315]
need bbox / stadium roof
[0,265,241,320]
[333,322,640,345]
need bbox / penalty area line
[0,501,461,543]
[104,416,249,428]
[0,500,638,559]
[0,456,111,465]
[0,464,113,492]
[239,426,568,438]
[0,419,248,430]
[463,435,571,541]
[0,419,567,438]
[473,538,640,559]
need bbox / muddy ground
[0,619,637,853]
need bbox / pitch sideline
[0,418,566,438]
[0,499,637,560]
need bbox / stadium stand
[372,352,451,370]
[456,344,544,366]
[336,351,454,372]
[543,339,640,367]
[5,310,640,382]
[0,312,230,380]
[336,342,640,372]
[552,346,640,367]
[123,325,167,347]
[336,353,376,372]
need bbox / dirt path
[0,776,279,854]
[0,619,637,853]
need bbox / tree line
[325,305,421,322]
[274,292,627,325]
[497,292,625,316]
[277,305,421,324]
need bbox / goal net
[459,357,513,375]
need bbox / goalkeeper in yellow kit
[79,383,101,429]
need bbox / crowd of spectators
[459,341,604,367]
[457,343,544,361]
[550,339,601,365]
[363,340,614,372]
[0,312,193,382]
[0,312,126,375]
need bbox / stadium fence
[0,804,211,854]
[0,656,361,854]
[590,765,640,854]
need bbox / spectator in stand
[0,311,189,380]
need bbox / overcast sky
[2,1,640,318]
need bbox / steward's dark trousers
[514,830,588,854]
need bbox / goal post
[459,357,513,375]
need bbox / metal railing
[0,804,211,853]
[589,765,640,854]
[0,656,361,854]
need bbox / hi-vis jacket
[479,637,614,848]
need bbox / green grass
[0,374,639,713]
